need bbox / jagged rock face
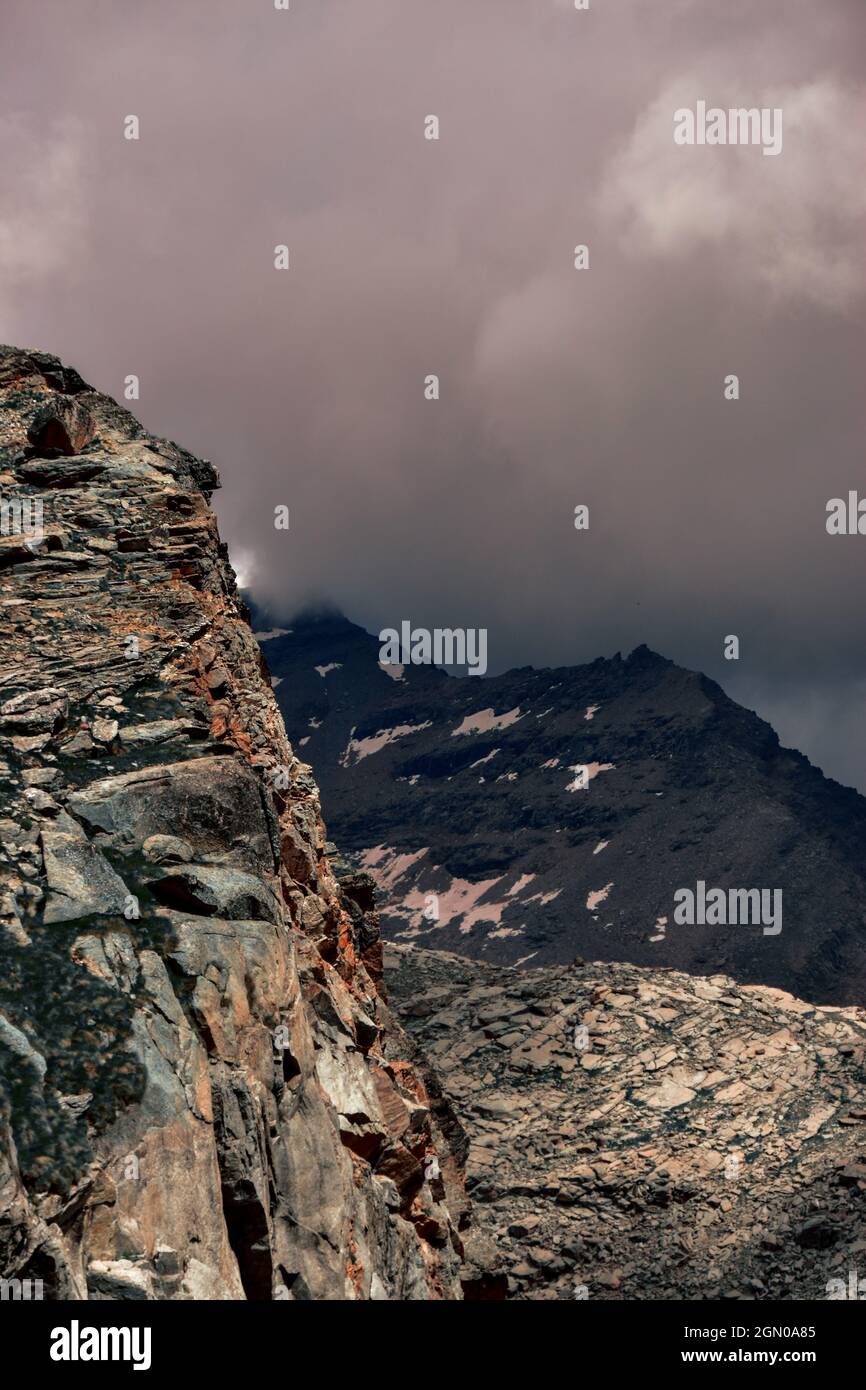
[259,611,866,1006]
[387,943,866,1301]
[0,347,465,1300]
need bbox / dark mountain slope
[255,608,866,1006]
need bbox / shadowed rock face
[387,943,866,1302]
[0,347,466,1300]
[258,611,866,1006]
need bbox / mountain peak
[626,642,672,669]
[259,612,866,1005]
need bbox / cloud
[1,0,865,789]
[600,78,866,311]
[0,116,88,318]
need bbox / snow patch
[451,706,523,737]
[593,840,609,855]
[379,662,406,681]
[565,761,615,792]
[254,627,291,641]
[526,889,562,906]
[437,876,507,933]
[470,748,500,768]
[649,914,668,943]
[314,663,342,678]
[508,873,536,896]
[360,845,428,890]
[586,883,614,910]
[360,845,512,938]
[585,704,601,721]
[340,721,431,766]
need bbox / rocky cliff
[0,347,466,1300]
[388,943,866,1301]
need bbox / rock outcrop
[0,347,466,1300]
[388,942,866,1301]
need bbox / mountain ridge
[256,606,866,1006]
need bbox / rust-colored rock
[0,346,465,1300]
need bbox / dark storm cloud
[2,0,865,783]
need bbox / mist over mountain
[2,0,865,794]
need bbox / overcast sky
[2,0,865,786]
